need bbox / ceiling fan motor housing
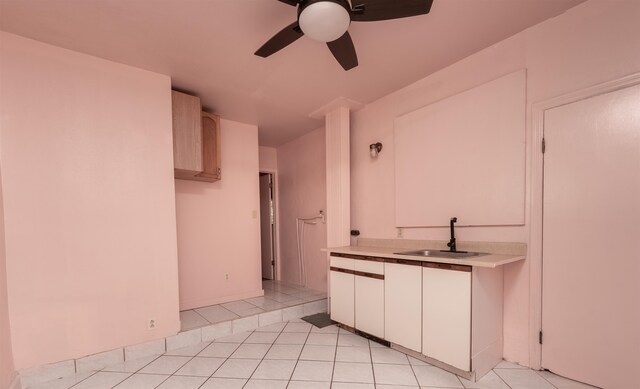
[297,0,352,42]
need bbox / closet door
[542,83,640,389]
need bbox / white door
[422,266,471,371]
[384,261,422,352]
[542,83,640,389]
[259,173,274,279]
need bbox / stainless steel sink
[394,250,486,259]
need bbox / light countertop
[322,245,525,268]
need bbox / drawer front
[330,256,355,270]
[354,260,384,275]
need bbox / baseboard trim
[392,343,476,382]
[9,373,22,389]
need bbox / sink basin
[394,250,486,259]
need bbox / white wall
[0,160,15,389]
[350,0,640,365]
[175,119,263,310]
[0,32,180,370]
[277,127,327,291]
[259,146,277,172]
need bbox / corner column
[325,105,351,248]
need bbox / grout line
[534,369,561,389]
[197,328,258,389]
[63,370,98,389]
[407,355,423,387]
[492,368,515,389]
[283,321,313,386]
[245,323,292,386]
[192,309,212,325]
[368,339,376,387]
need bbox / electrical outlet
[148,318,157,330]
[397,227,404,238]
[225,273,230,281]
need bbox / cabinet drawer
[330,256,355,270]
[355,260,384,275]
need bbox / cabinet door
[354,260,384,338]
[330,270,354,327]
[194,111,221,182]
[384,262,422,352]
[355,274,384,338]
[171,90,202,176]
[422,266,471,371]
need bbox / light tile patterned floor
[32,318,598,389]
[180,281,327,331]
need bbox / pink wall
[0,164,15,389]
[0,32,180,370]
[259,146,278,172]
[175,119,263,310]
[350,0,640,367]
[276,127,327,291]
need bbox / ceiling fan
[255,0,434,71]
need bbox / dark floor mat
[301,312,336,328]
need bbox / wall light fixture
[370,142,383,158]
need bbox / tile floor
[31,318,598,389]
[180,281,327,332]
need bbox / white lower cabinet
[354,260,384,338]
[329,257,354,327]
[329,251,504,381]
[384,261,422,353]
[422,265,471,371]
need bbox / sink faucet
[447,217,457,252]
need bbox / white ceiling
[0,0,586,146]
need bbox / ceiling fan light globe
[299,1,351,42]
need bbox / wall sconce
[369,142,383,158]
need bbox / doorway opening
[259,172,277,280]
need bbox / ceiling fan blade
[277,0,298,6]
[255,21,304,58]
[327,32,358,70]
[350,0,433,22]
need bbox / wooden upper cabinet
[194,111,221,182]
[171,90,221,182]
[172,90,202,177]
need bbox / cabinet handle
[330,252,383,262]
[387,258,422,266]
[354,271,384,280]
[422,262,472,272]
[330,266,355,275]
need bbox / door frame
[528,71,640,370]
[259,169,280,281]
